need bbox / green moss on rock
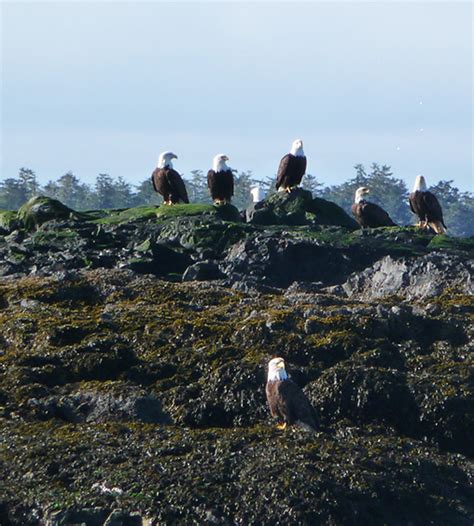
[94,205,160,225]
[428,234,474,252]
[156,202,241,222]
[307,197,358,229]
[18,196,74,230]
[0,210,19,232]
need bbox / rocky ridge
[0,194,472,525]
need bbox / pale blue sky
[1,1,472,191]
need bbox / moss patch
[93,206,160,225]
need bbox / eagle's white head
[413,174,427,192]
[290,139,305,157]
[355,186,370,204]
[158,151,178,168]
[267,357,288,382]
[212,153,230,172]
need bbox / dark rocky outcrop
[246,188,358,229]
[0,197,473,525]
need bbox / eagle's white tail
[428,221,447,235]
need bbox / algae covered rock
[158,215,249,254]
[18,195,74,230]
[246,188,358,229]
[156,202,241,222]
[0,210,19,234]
[0,269,473,524]
[307,196,358,229]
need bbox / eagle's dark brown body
[151,167,189,204]
[275,154,307,191]
[409,190,446,233]
[266,379,317,431]
[207,169,234,203]
[351,200,396,228]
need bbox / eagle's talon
[276,423,287,430]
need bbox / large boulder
[220,233,378,288]
[246,188,358,229]
[18,196,74,230]
[340,252,474,300]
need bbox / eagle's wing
[422,191,445,224]
[265,381,280,419]
[207,170,215,190]
[276,154,291,189]
[151,168,161,193]
[207,170,216,199]
[227,170,234,197]
[362,202,396,227]
[278,380,317,431]
[167,169,189,203]
[408,193,418,215]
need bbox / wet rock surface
[0,196,473,525]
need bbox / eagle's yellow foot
[276,422,287,430]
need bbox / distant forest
[1,164,473,237]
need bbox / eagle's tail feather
[429,221,447,235]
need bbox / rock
[157,216,248,255]
[156,202,241,223]
[221,234,366,288]
[246,188,313,225]
[246,188,358,229]
[1,201,473,525]
[307,196,359,229]
[18,196,74,230]
[28,385,171,424]
[45,508,110,526]
[103,510,147,526]
[342,253,473,300]
[182,260,225,282]
[308,365,419,434]
[0,210,19,234]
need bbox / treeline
[1,165,473,237]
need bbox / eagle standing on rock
[409,175,447,234]
[275,139,307,193]
[351,187,397,228]
[265,357,317,432]
[151,151,189,205]
[207,154,234,204]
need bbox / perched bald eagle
[265,357,317,432]
[207,154,234,204]
[151,151,189,205]
[351,187,396,228]
[275,139,307,193]
[409,175,447,234]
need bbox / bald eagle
[151,151,189,205]
[275,139,307,193]
[207,154,234,204]
[265,357,317,432]
[351,187,396,228]
[409,175,447,234]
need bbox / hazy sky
[1,1,472,191]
